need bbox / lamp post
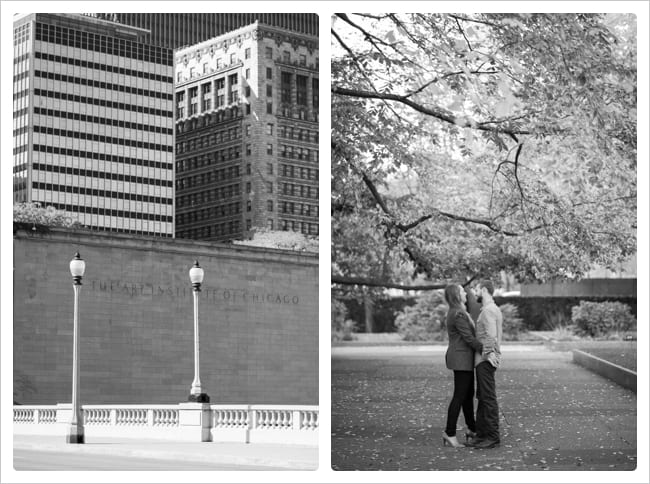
[67,252,85,444]
[188,260,209,403]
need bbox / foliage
[233,228,318,252]
[499,303,525,341]
[13,202,79,228]
[394,290,448,341]
[331,297,358,341]
[571,301,636,337]
[332,13,637,291]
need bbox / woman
[442,284,483,448]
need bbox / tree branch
[331,274,447,291]
[332,85,534,136]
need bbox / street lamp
[188,260,209,403]
[67,252,85,444]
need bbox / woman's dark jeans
[445,370,476,436]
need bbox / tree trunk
[364,294,375,333]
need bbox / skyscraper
[174,22,319,241]
[13,13,175,237]
[92,13,318,49]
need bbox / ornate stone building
[174,23,319,241]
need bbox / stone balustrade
[13,403,318,445]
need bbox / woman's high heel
[442,431,465,448]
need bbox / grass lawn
[545,340,637,372]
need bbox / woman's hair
[444,284,463,308]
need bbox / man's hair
[444,284,463,308]
[478,279,495,296]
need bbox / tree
[13,202,80,230]
[332,13,637,293]
[233,228,319,252]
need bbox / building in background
[174,22,319,241]
[91,13,318,49]
[13,13,175,237]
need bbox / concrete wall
[520,278,636,297]
[13,228,318,405]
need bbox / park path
[331,344,636,471]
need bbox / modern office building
[174,22,319,241]
[91,13,318,49]
[13,13,175,237]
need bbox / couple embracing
[442,280,503,449]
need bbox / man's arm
[454,311,483,353]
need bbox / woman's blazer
[445,307,483,371]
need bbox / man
[467,280,503,449]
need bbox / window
[246,145,252,156]
[216,78,225,90]
[267,219,274,230]
[247,200,251,212]
[265,46,273,59]
[229,73,238,85]
[245,125,251,136]
[246,219,252,230]
[267,144,273,155]
[230,53,236,64]
[202,82,211,94]
[245,86,251,97]
[203,62,209,74]
[266,123,273,135]
[281,72,292,103]
[266,182,273,194]
[266,84,272,97]
[267,200,273,211]
[245,68,250,79]
[177,72,182,82]
[296,75,307,106]
[312,78,319,107]
[266,102,273,114]
[246,182,251,193]
[266,67,272,80]
[267,163,273,175]
[245,48,251,59]
[190,67,196,78]
[245,104,251,115]
[283,50,290,63]
[299,54,306,66]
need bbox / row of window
[33,88,173,118]
[279,164,319,181]
[32,70,172,101]
[175,107,242,133]
[278,125,319,144]
[278,220,319,235]
[35,22,173,66]
[13,107,28,119]
[37,199,173,222]
[176,184,241,208]
[33,107,174,136]
[177,166,242,190]
[277,105,319,122]
[32,145,173,170]
[279,202,319,217]
[176,127,242,155]
[279,145,319,162]
[34,51,173,84]
[32,181,173,205]
[177,203,242,225]
[177,220,242,239]
[13,52,29,65]
[280,182,319,199]
[31,162,173,187]
[32,125,173,153]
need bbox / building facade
[92,13,318,49]
[13,13,175,237]
[174,23,319,241]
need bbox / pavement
[331,343,637,471]
[13,434,318,471]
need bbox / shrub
[13,202,79,228]
[571,301,636,338]
[332,298,357,341]
[394,291,447,341]
[499,303,525,341]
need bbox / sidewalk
[14,435,318,470]
[332,344,637,471]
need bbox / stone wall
[13,228,318,405]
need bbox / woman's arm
[454,311,483,353]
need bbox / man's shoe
[468,437,500,449]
